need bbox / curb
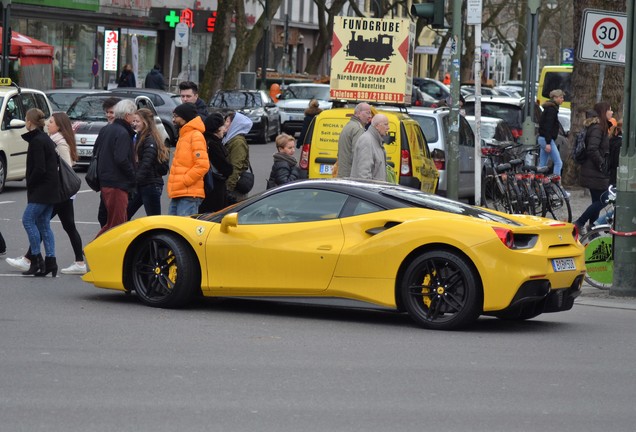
[575,285,636,311]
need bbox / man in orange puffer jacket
[167,103,210,216]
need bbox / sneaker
[61,262,87,275]
[6,256,31,271]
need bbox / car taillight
[573,225,580,242]
[400,149,412,176]
[492,227,515,248]
[511,128,523,139]
[299,144,310,170]
[415,100,422,106]
[433,151,445,171]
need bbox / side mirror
[220,212,239,233]
[8,119,26,129]
[266,102,276,108]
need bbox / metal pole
[446,0,463,201]
[612,0,636,297]
[1,0,11,78]
[520,0,540,149]
[474,23,482,206]
[260,0,270,90]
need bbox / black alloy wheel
[130,233,200,308]
[401,250,482,330]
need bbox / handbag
[234,163,255,194]
[57,155,82,201]
[85,152,100,192]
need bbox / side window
[3,96,24,129]
[22,93,37,113]
[460,116,475,147]
[238,189,349,224]
[34,93,51,117]
[152,95,164,106]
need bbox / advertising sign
[103,29,119,72]
[578,9,627,66]
[330,16,415,105]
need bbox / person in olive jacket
[94,99,137,238]
[199,113,233,213]
[574,102,613,232]
[20,108,61,276]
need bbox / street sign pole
[612,1,636,297]
[446,0,463,201]
[520,0,540,150]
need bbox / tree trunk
[304,0,348,75]
[199,0,233,101]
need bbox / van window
[413,116,438,143]
[542,72,572,103]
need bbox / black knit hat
[204,112,225,134]
[173,103,198,122]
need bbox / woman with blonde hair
[127,108,170,218]
[297,98,322,148]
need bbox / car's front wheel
[400,250,482,330]
[130,232,200,308]
[0,154,6,193]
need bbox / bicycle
[579,186,636,289]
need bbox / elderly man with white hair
[350,113,390,181]
[93,99,137,238]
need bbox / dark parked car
[208,90,281,143]
[463,96,541,141]
[46,89,106,113]
[109,88,181,145]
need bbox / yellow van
[537,65,572,109]
[297,108,439,193]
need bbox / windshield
[465,103,522,129]
[412,116,439,143]
[67,96,109,121]
[48,93,82,112]
[281,86,330,100]
[211,92,262,109]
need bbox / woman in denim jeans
[127,108,170,219]
[20,108,60,276]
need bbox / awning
[0,27,54,59]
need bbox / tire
[259,119,269,144]
[400,250,482,330]
[270,117,281,141]
[543,181,572,222]
[0,154,6,193]
[130,232,200,308]
[580,226,613,290]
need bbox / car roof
[464,95,526,106]
[464,115,506,124]
[110,88,177,96]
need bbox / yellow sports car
[82,179,586,330]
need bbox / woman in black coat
[117,64,136,88]
[199,113,234,213]
[20,108,61,276]
[574,102,612,232]
[296,99,322,148]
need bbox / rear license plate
[552,258,576,272]
[290,115,303,121]
[319,164,333,175]
[77,148,93,157]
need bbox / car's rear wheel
[400,250,481,330]
[130,232,200,308]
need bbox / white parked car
[276,83,331,135]
[0,80,54,193]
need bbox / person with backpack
[573,102,613,234]
[538,89,565,176]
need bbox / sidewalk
[576,284,636,310]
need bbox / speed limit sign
[578,9,627,66]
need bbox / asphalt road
[1,142,635,431]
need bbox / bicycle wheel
[516,178,535,215]
[482,175,509,212]
[579,225,613,290]
[543,181,572,222]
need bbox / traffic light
[411,0,446,29]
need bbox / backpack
[572,128,587,164]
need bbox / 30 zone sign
[578,9,627,66]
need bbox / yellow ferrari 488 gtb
[82,179,585,330]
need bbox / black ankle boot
[22,254,44,276]
[35,256,58,277]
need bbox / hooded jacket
[539,100,561,141]
[144,68,166,90]
[223,113,253,192]
[579,116,610,191]
[168,116,209,199]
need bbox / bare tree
[304,0,349,75]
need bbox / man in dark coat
[538,89,564,176]
[94,99,136,238]
[144,64,166,90]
